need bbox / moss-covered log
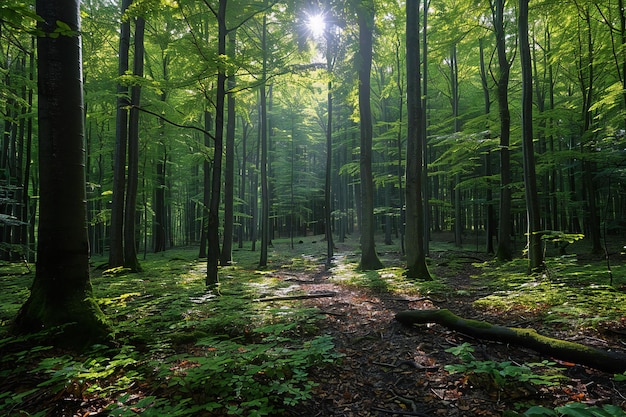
[395,309,626,374]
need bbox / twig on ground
[253,292,337,302]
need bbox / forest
[2,0,626,416]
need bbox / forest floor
[280,246,626,416]
[2,234,626,416]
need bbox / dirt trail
[277,252,625,417]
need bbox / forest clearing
[2,235,626,416]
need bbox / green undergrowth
[328,244,451,297]
[446,342,565,388]
[0,246,341,416]
[471,255,626,331]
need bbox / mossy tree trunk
[396,309,626,373]
[14,0,110,347]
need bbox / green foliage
[472,255,626,330]
[445,343,564,389]
[0,249,339,417]
[523,402,626,417]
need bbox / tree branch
[130,105,215,141]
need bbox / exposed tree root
[395,308,626,374]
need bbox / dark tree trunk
[109,0,132,268]
[259,9,270,267]
[519,0,543,272]
[123,16,144,273]
[221,29,236,266]
[405,0,430,279]
[207,0,226,286]
[492,0,513,262]
[356,0,383,271]
[479,38,495,254]
[15,0,109,346]
[324,32,335,265]
[153,54,169,254]
[422,0,430,255]
[199,111,212,259]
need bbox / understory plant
[445,342,564,390]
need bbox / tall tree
[109,0,132,268]
[405,0,431,279]
[324,21,335,266]
[220,29,237,266]
[259,2,271,268]
[355,0,383,270]
[207,0,227,285]
[14,0,109,345]
[123,15,145,272]
[491,0,514,262]
[519,0,542,271]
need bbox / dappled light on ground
[1,241,626,416]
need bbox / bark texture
[396,309,626,373]
[15,0,109,347]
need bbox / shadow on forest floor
[1,233,626,416]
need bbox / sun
[306,12,326,38]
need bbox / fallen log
[395,309,626,374]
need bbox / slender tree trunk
[199,111,212,259]
[492,0,513,261]
[20,45,34,260]
[238,117,248,249]
[259,9,270,267]
[324,32,334,265]
[123,16,145,273]
[519,0,543,272]
[395,36,405,256]
[405,0,430,279]
[450,44,463,248]
[422,0,430,254]
[15,0,109,346]
[220,30,236,265]
[221,29,237,266]
[207,0,226,286]
[109,0,132,268]
[479,38,495,254]
[154,56,169,253]
[356,0,383,270]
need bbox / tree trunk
[395,309,626,374]
[207,0,226,286]
[153,56,169,254]
[405,0,430,279]
[199,110,212,259]
[259,8,270,267]
[324,33,334,266]
[422,0,430,255]
[356,0,383,271]
[123,16,145,273]
[221,29,236,266]
[109,0,132,268]
[15,0,109,346]
[479,38,495,254]
[492,0,513,262]
[519,0,543,272]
